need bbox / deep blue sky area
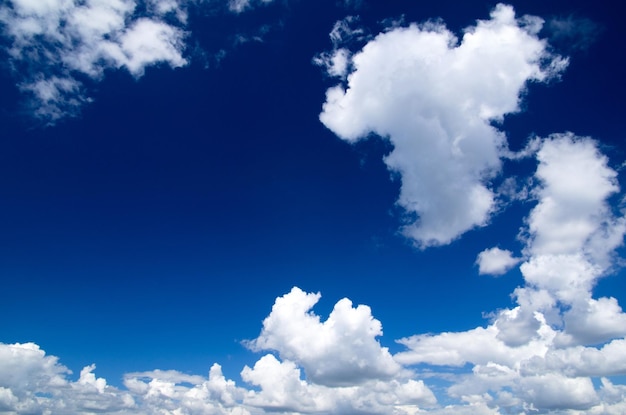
[0,0,625,395]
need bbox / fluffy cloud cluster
[0,342,135,414]
[319,4,568,247]
[0,289,436,414]
[0,0,286,122]
[317,13,626,413]
[0,0,190,122]
[245,287,402,386]
[240,287,436,413]
[396,134,626,413]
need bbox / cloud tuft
[476,247,521,276]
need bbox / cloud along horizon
[3,132,626,414]
[2,2,626,414]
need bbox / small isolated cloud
[319,4,568,248]
[476,247,521,276]
[0,0,189,123]
[228,0,252,13]
[228,0,275,14]
[0,342,136,414]
[313,48,351,78]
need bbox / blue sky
[0,0,625,413]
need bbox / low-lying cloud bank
[1,292,437,415]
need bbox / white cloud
[520,134,626,346]
[319,4,567,247]
[0,288,439,415]
[0,341,253,414]
[241,354,436,414]
[394,135,626,412]
[0,0,286,121]
[124,364,249,414]
[523,133,625,263]
[228,0,252,13]
[0,342,135,414]
[476,247,521,275]
[314,16,366,79]
[114,18,187,77]
[521,338,626,378]
[245,286,402,386]
[0,0,189,122]
[2,278,626,413]
[518,373,598,410]
[313,48,351,78]
[395,319,554,368]
[228,0,274,14]
[561,297,626,346]
[328,15,365,46]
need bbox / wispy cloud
[0,0,190,123]
[228,0,275,14]
[0,0,289,123]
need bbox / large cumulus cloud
[244,287,402,386]
[319,4,567,247]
